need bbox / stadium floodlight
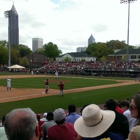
[4,10,12,67]
[120,0,137,62]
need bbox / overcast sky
[0,0,140,54]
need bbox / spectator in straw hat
[74,104,125,140]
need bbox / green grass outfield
[0,76,118,89]
[0,74,139,119]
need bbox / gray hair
[4,108,38,140]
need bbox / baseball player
[7,76,11,90]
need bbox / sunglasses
[129,105,137,110]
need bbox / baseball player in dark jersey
[44,79,49,94]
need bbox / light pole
[30,60,32,70]
[120,0,137,62]
[4,10,12,67]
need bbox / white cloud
[0,0,140,54]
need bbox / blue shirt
[66,112,81,124]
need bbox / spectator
[36,114,44,140]
[42,112,56,140]
[128,93,140,140]
[74,104,124,140]
[80,104,90,115]
[105,98,129,139]
[47,108,77,140]
[121,100,138,131]
[66,104,81,124]
[4,108,39,140]
[115,100,124,114]
[40,112,48,122]
[0,115,7,140]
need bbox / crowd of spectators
[37,61,140,75]
[1,94,140,140]
[1,61,140,75]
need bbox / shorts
[45,85,49,89]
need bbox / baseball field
[0,73,140,119]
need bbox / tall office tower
[88,34,95,46]
[77,47,87,52]
[32,38,43,52]
[9,4,19,46]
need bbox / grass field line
[0,74,134,82]
[64,81,138,93]
[61,75,134,82]
[0,79,138,103]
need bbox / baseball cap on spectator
[54,108,66,121]
[43,112,47,117]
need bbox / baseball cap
[54,108,66,121]
[43,112,47,117]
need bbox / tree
[35,48,45,55]
[100,56,108,61]
[86,42,109,61]
[0,46,8,66]
[0,40,8,48]
[19,56,29,67]
[11,48,20,64]
[43,42,62,60]
[95,43,110,60]
[64,56,71,62]
[16,44,32,57]
[106,40,126,53]
[86,43,97,55]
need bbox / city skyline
[0,0,140,54]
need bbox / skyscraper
[9,4,19,46]
[88,34,95,46]
[32,38,43,52]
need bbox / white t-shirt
[123,109,138,131]
[55,71,58,76]
[7,78,11,87]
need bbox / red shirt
[116,106,124,114]
[58,83,64,90]
[45,80,49,85]
[48,123,77,140]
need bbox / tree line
[0,39,139,67]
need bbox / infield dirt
[0,75,138,103]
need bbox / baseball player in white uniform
[7,76,11,90]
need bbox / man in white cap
[74,104,125,140]
[40,112,47,122]
[7,76,11,90]
[47,108,77,140]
